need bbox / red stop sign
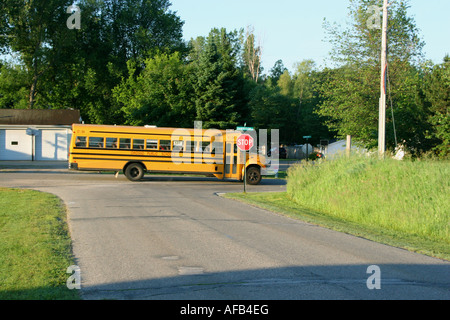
[236,134,254,151]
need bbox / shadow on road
[4,264,447,300]
[73,263,450,300]
[139,175,287,186]
[0,170,287,186]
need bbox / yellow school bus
[68,124,266,184]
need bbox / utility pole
[346,135,352,157]
[378,0,389,158]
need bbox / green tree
[318,0,428,153]
[0,0,184,125]
[0,63,29,108]
[113,52,195,127]
[424,56,450,158]
[191,28,247,129]
[277,70,294,97]
[292,60,316,107]
[242,26,262,83]
[294,65,336,145]
[0,0,74,109]
[273,61,334,144]
[266,60,287,88]
[247,85,297,143]
[101,0,184,66]
[318,64,380,148]
[187,36,206,63]
[292,60,316,140]
[72,0,185,124]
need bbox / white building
[324,139,367,158]
[0,109,81,161]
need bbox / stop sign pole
[236,134,254,193]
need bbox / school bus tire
[246,166,261,185]
[124,162,145,181]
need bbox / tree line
[0,0,448,157]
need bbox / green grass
[225,154,449,261]
[264,170,288,179]
[0,188,80,300]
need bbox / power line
[386,63,398,149]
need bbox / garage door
[35,129,71,161]
[0,129,32,160]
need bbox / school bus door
[224,135,238,180]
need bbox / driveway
[1,166,449,300]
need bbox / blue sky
[170,0,450,74]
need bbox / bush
[308,152,324,161]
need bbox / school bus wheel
[246,166,261,185]
[124,163,145,181]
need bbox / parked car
[279,147,287,159]
[268,146,287,159]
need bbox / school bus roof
[71,123,240,136]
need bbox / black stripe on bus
[73,168,222,175]
[72,148,223,156]
[73,147,173,153]
[72,148,202,154]
[72,157,223,164]
[72,151,174,158]
[88,130,209,138]
[70,152,221,161]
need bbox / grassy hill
[226,154,449,260]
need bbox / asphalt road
[1,169,449,300]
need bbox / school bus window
[212,142,223,155]
[89,137,104,148]
[119,138,131,149]
[106,138,118,149]
[75,136,87,148]
[201,141,211,152]
[184,141,194,152]
[225,143,237,154]
[194,141,202,152]
[146,139,158,150]
[160,140,171,151]
[133,139,144,150]
[173,140,183,151]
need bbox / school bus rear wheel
[124,163,145,181]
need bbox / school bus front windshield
[69,124,266,185]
